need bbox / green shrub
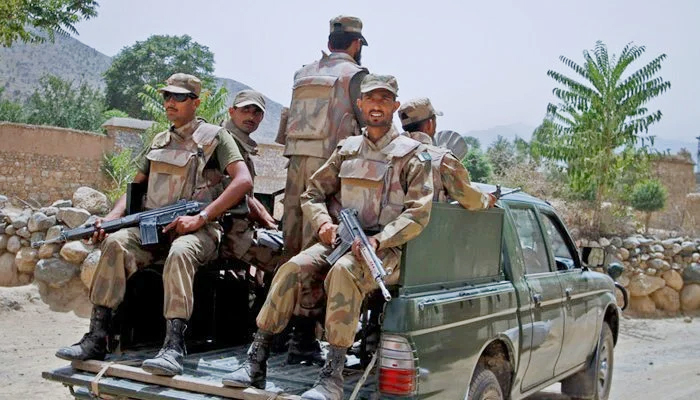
[630,179,667,232]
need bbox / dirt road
[1,284,699,400]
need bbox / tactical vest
[284,52,367,159]
[336,134,422,231]
[405,131,449,202]
[144,121,221,209]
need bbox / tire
[561,323,615,400]
[468,365,504,400]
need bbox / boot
[56,305,111,361]
[141,319,187,376]
[222,330,272,389]
[301,345,347,400]
[287,316,324,365]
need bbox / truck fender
[464,334,517,398]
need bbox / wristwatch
[198,210,209,222]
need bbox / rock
[630,295,656,314]
[73,187,110,215]
[685,316,693,323]
[51,199,72,208]
[628,274,666,297]
[682,263,700,284]
[618,274,630,287]
[39,206,59,216]
[672,243,683,256]
[650,287,681,312]
[599,237,611,247]
[0,223,5,234]
[4,225,16,236]
[680,284,700,311]
[0,234,7,252]
[20,238,29,247]
[59,240,92,264]
[651,244,665,253]
[0,252,18,286]
[0,194,6,206]
[646,268,657,276]
[6,236,21,253]
[14,247,38,273]
[638,237,653,246]
[10,212,29,229]
[27,212,56,233]
[641,254,650,262]
[16,226,30,239]
[681,241,697,255]
[38,243,60,259]
[45,225,64,242]
[629,257,639,267]
[80,250,101,289]
[693,253,700,263]
[623,237,640,249]
[56,207,90,229]
[36,277,90,317]
[30,231,45,245]
[610,236,623,248]
[618,247,630,261]
[661,238,678,249]
[652,252,664,260]
[590,240,600,248]
[661,270,684,291]
[648,259,666,270]
[17,273,31,285]
[34,258,79,288]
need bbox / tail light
[378,334,418,396]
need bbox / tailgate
[43,345,377,399]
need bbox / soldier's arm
[373,153,434,250]
[301,149,343,235]
[248,195,277,229]
[441,154,490,210]
[206,131,252,220]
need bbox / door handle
[565,287,573,300]
[532,293,543,306]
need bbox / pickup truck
[43,184,624,400]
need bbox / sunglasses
[162,92,197,102]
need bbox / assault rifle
[32,199,206,248]
[325,208,392,301]
[492,185,523,199]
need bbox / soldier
[222,74,434,400]
[278,14,370,366]
[399,97,496,209]
[220,90,283,271]
[55,73,253,377]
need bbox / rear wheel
[468,365,504,400]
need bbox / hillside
[0,35,283,144]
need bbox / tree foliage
[105,35,216,118]
[532,41,670,234]
[102,149,137,203]
[463,136,481,150]
[0,0,98,47]
[486,135,516,176]
[24,74,106,132]
[0,88,25,122]
[630,179,667,233]
[463,147,492,183]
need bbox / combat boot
[56,305,111,361]
[222,330,273,389]
[287,316,324,365]
[301,345,347,400]
[141,319,187,376]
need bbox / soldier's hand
[89,215,119,244]
[261,215,279,230]
[352,237,379,260]
[487,193,498,208]
[318,222,338,246]
[163,215,205,236]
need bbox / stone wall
[651,157,696,230]
[0,123,112,205]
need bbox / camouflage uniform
[89,118,243,320]
[399,97,490,209]
[281,16,369,256]
[219,118,283,272]
[256,125,434,348]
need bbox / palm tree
[534,41,670,235]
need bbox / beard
[365,116,392,127]
[354,46,362,65]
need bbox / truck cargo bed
[43,344,377,400]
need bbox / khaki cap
[398,97,443,126]
[159,73,201,96]
[329,15,368,45]
[233,89,266,113]
[360,74,398,96]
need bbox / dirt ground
[1,284,699,400]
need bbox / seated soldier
[219,90,283,272]
[55,73,253,376]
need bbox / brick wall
[0,123,112,205]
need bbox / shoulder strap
[338,135,363,156]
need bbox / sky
[72,0,700,145]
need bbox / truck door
[540,211,598,375]
[509,206,566,391]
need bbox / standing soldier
[399,97,496,208]
[222,74,434,400]
[278,14,369,365]
[55,73,253,377]
[220,90,282,271]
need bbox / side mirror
[581,246,605,267]
[607,262,624,280]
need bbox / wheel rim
[597,339,611,394]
